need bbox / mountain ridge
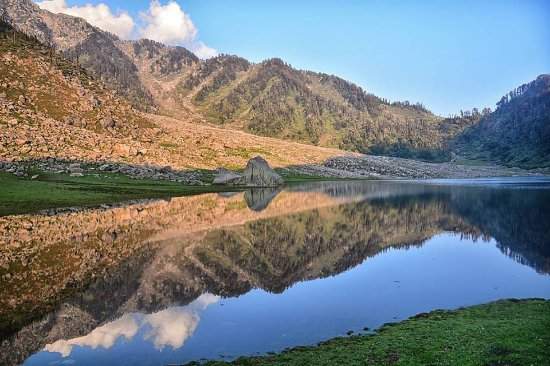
[1,0,548,168]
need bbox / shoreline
[1,158,549,217]
[185,299,550,366]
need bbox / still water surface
[1,178,549,365]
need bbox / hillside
[172,56,475,160]
[0,20,354,172]
[0,0,474,162]
[454,75,550,168]
[0,0,158,109]
[0,0,548,169]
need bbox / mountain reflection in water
[0,179,549,366]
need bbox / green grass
[276,169,372,183]
[189,299,550,366]
[0,171,242,216]
[225,146,273,159]
[0,168,371,216]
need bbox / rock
[20,145,32,154]
[213,157,284,187]
[213,168,242,185]
[237,156,284,187]
[68,163,83,173]
[63,116,77,126]
[99,164,111,171]
[113,143,131,157]
[30,175,39,180]
[70,172,84,177]
[100,117,116,129]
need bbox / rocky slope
[0,0,156,108]
[0,20,358,173]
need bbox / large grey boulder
[212,156,284,187]
[237,156,284,187]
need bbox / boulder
[212,157,284,187]
[113,143,131,157]
[68,163,83,173]
[237,156,284,187]
[100,117,116,129]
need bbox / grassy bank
[0,170,356,216]
[189,299,550,366]
[0,172,240,216]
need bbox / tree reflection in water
[0,179,549,365]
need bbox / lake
[1,178,549,366]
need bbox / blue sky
[38,0,550,116]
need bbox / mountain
[1,0,548,168]
[0,20,354,171]
[453,75,550,168]
[0,0,160,109]
[0,0,474,162]
[0,19,156,158]
[174,56,471,160]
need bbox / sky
[35,0,550,116]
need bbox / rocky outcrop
[238,156,284,186]
[213,156,284,187]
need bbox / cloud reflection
[44,294,219,357]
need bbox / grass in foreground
[189,299,550,366]
[0,170,360,216]
[0,172,240,216]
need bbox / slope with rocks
[0,20,354,173]
[0,0,155,109]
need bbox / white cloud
[35,0,217,58]
[139,0,196,45]
[43,294,220,357]
[44,314,139,357]
[143,308,199,350]
[190,41,218,59]
[139,0,217,59]
[36,0,135,39]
